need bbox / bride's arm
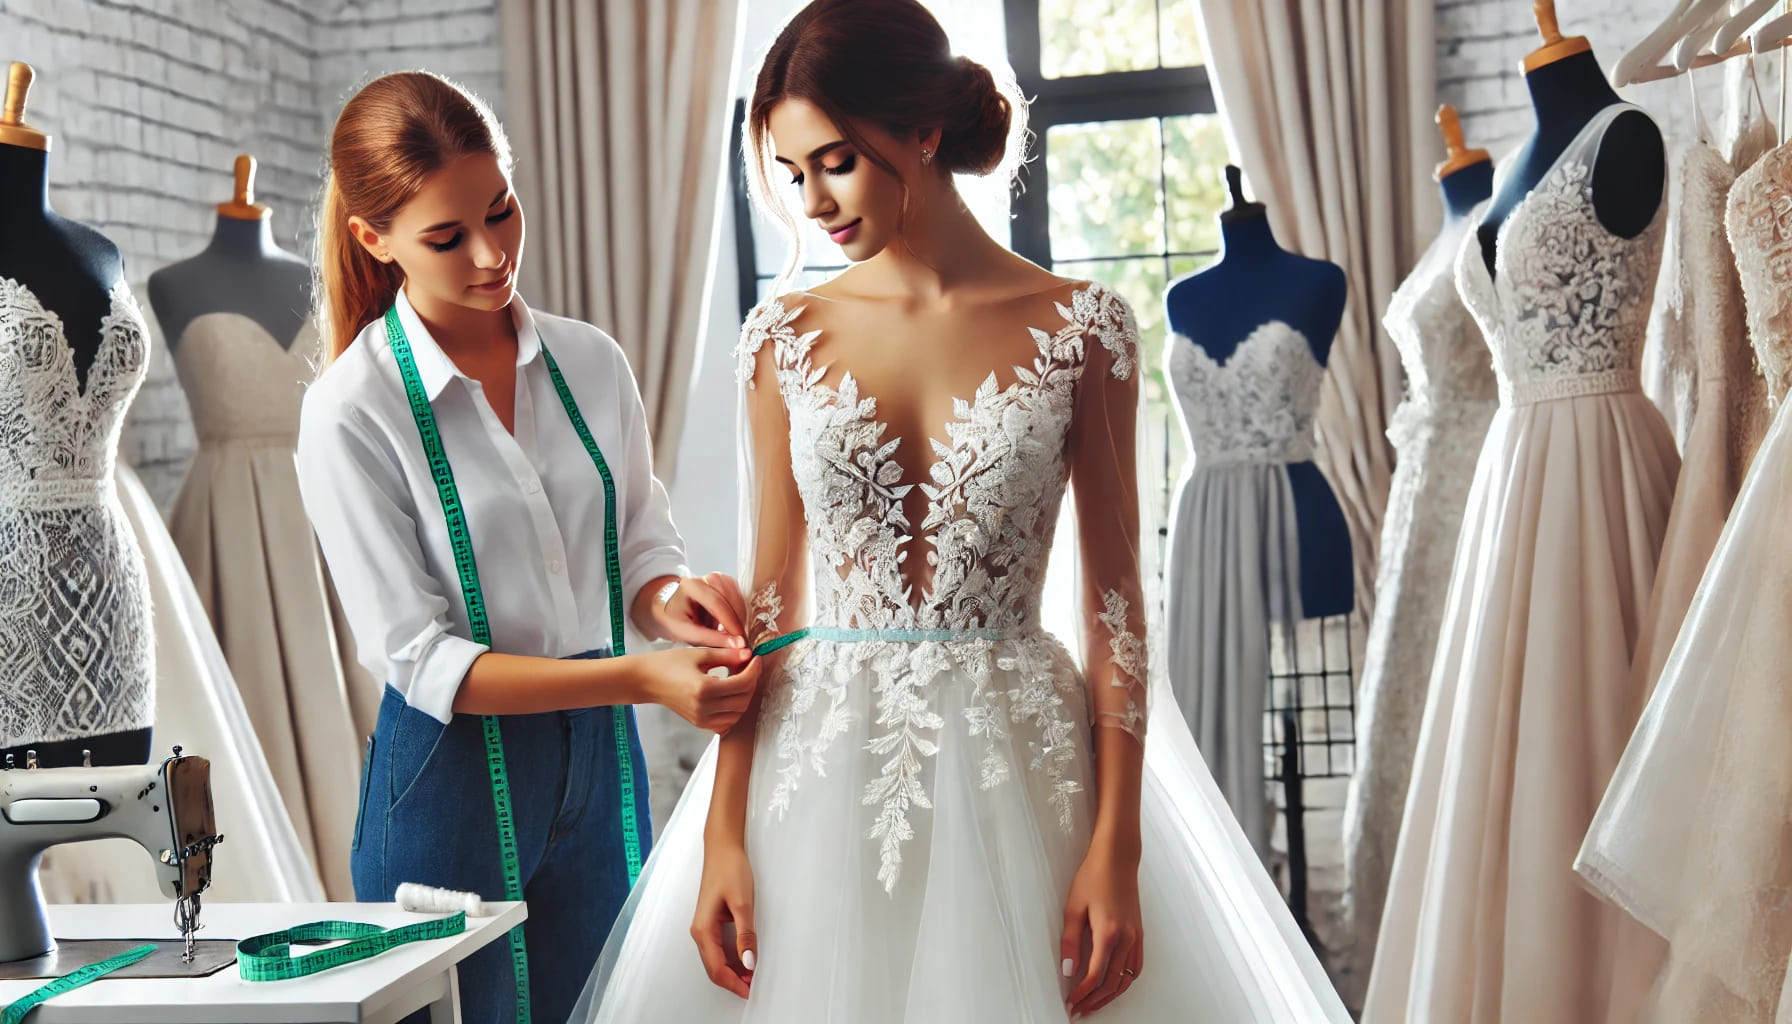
[1063,285,1148,1017]
[695,303,811,998]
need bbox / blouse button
[547,559,564,574]
[523,478,542,495]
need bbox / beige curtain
[499,0,744,473]
[1194,0,1437,611]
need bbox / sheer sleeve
[1067,284,1148,741]
[735,299,811,651]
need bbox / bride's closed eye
[789,154,858,187]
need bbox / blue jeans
[352,649,652,1024]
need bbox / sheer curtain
[498,0,746,471]
[1192,0,1437,609]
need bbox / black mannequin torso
[148,214,311,350]
[1165,170,1354,618]
[1478,48,1665,276]
[0,143,126,393]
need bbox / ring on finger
[1119,968,1136,978]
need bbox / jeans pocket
[351,735,374,852]
[388,705,449,812]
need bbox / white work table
[0,901,526,1023]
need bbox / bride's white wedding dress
[573,282,1347,1022]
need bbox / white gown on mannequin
[0,273,318,902]
[1363,104,1680,1024]
[1340,212,1497,981]
[573,283,1349,1022]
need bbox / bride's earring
[921,148,933,166]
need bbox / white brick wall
[0,0,503,508]
[1437,0,1786,159]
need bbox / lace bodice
[1,277,149,505]
[0,275,153,747]
[1727,138,1792,406]
[174,314,318,445]
[1457,104,1667,408]
[1385,220,1498,448]
[738,284,1138,634]
[1166,321,1323,466]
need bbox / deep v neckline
[793,298,1083,497]
[1477,104,1633,280]
[1,274,143,402]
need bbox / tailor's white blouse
[296,288,688,724]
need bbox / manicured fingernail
[1061,958,1073,978]
[742,949,756,971]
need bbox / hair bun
[938,56,1012,176]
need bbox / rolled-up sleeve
[608,343,692,616]
[296,397,488,724]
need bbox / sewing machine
[0,745,222,964]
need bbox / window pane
[1038,0,1156,78]
[1047,119,1165,261]
[1159,2,1207,68]
[1163,114,1231,254]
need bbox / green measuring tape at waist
[385,307,642,1024]
[237,913,466,982]
[750,625,1022,658]
[0,943,155,1024]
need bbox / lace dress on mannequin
[0,275,152,750]
[1339,213,1496,984]
[1362,104,1680,1024]
[573,283,1350,1022]
[1161,321,1321,856]
[1563,129,1792,1024]
[168,313,377,900]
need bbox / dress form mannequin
[1436,106,1495,225]
[148,155,310,349]
[1165,167,1353,617]
[0,62,149,767]
[0,62,127,393]
[1478,4,1666,276]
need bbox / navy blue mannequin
[1441,159,1494,225]
[1165,167,1354,618]
[1477,46,1664,277]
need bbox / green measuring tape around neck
[0,943,155,1024]
[384,307,644,1024]
[238,914,466,982]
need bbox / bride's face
[768,98,916,263]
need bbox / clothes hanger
[1672,5,1730,69]
[1753,6,1792,50]
[1612,0,1723,85]
[1714,0,1780,53]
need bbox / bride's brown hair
[745,0,1028,282]
[314,71,512,361]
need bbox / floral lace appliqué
[741,282,1140,892]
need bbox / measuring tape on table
[236,913,467,982]
[1,943,156,1024]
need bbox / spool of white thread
[395,882,489,917]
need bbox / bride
[574,1,1349,1019]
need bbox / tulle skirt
[1576,396,1792,1022]
[573,634,1348,1022]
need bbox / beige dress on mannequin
[168,314,377,901]
[1568,132,1792,1024]
[1362,104,1679,1024]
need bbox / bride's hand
[692,840,757,999]
[1061,842,1143,1017]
